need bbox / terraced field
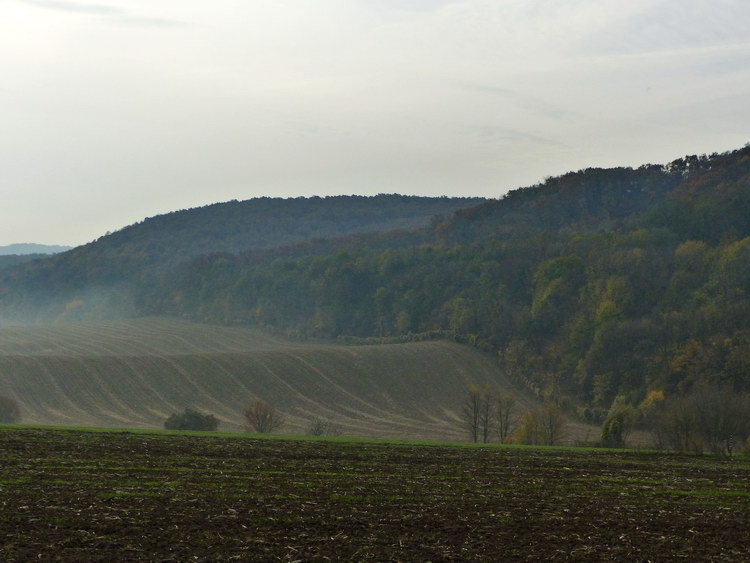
[0,318,533,439]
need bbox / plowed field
[0,317,539,440]
[1,428,749,561]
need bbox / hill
[138,146,750,422]
[0,317,546,440]
[0,194,482,322]
[4,146,750,427]
[0,254,50,269]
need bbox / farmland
[1,427,749,560]
[0,317,537,440]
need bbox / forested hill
[138,145,750,418]
[4,145,750,418]
[0,194,482,322]
[435,165,681,244]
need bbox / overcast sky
[2,0,749,246]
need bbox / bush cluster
[164,408,218,431]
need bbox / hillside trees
[6,147,750,420]
[151,211,750,417]
[0,195,482,323]
[643,386,750,454]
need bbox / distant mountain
[0,243,72,255]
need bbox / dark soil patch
[1,429,749,560]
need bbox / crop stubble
[1,428,749,561]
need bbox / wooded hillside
[0,194,482,322]
[3,146,750,421]
[140,146,750,420]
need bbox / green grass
[4,423,749,462]
[0,423,631,452]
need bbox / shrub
[307,416,342,437]
[244,400,284,434]
[164,408,219,431]
[0,395,20,423]
[600,398,637,448]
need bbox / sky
[2,0,749,247]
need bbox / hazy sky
[2,0,749,246]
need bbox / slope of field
[0,318,537,440]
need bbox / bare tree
[307,416,342,437]
[462,384,495,443]
[514,410,542,445]
[649,394,702,453]
[692,386,750,455]
[643,386,750,454]
[538,403,567,446]
[479,385,494,444]
[462,384,482,443]
[514,403,567,446]
[495,392,516,443]
[244,400,284,434]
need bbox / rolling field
[0,318,536,440]
[1,428,749,561]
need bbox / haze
[2,0,749,246]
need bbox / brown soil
[1,428,749,561]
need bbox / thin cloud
[465,125,560,147]
[17,0,183,27]
[458,82,573,120]
[17,0,122,15]
[110,16,185,28]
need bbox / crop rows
[0,318,519,440]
